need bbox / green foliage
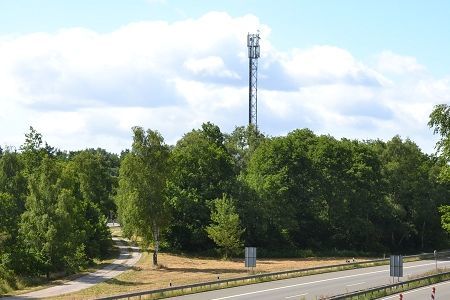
[0,151,29,274]
[378,136,445,250]
[225,124,265,173]
[429,104,450,156]
[165,123,236,251]
[0,129,115,286]
[206,195,244,258]
[66,150,117,216]
[20,126,49,174]
[19,156,88,276]
[246,129,325,248]
[439,205,450,233]
[2,120,450,284]
[62,150,113,261]
[116,127,170,266]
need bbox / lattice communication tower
[247,32,260,126]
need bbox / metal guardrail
[95,251,448,300]
[327,270,450,299]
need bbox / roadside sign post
[245,247,256,272]
[390,255,403,282]
[434,250,437,273]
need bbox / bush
[0,264,17,295]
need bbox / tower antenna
[247,32,260,126]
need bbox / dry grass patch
[109,225,122,238]
[57,250,368,299]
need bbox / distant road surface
[168,260,450,300]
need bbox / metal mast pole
[247,32,260,126]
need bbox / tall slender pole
[247,32,260,127]
[434,250,437,272]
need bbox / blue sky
[0,0,449,152]
[2,0,449,74]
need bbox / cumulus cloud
[0,11,446,153]
[184,56,240,79]
[279,46,388,87]
[377,51,425,74]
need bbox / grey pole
[434,250,437,272]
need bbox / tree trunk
[153,250,157,266]
[152,225,159,267]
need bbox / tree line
[0,127,118,290]
[2,105,450,285]
[117,113,450,265]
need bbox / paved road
[380,280,450,299]
[4,237,141,299]
[168,260,450,300]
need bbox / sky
[1,0,449,153]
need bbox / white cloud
[184,56,240,79]
[279,46,389,87]
[377,51,425,74]
[0,12,445,153]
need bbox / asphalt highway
[380,280,450,299]
[168,259,450,300]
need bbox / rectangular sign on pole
[390,255,403,277]
[245,247,256,268]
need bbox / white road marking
[346,281,366,287]
[210,261,450,300]
[284,293,308,299]
[285,293,308,299]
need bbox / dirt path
[5,238,141,299]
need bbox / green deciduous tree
[67,150,117,217]
[439,205,450,233]
[246,129,323,248]
[225,124,265,173]
[166,123,236,251]
[63,154,113,260]
[370,136,444,251]
[0,151,28,274]
[20,126,50,174]
[206,195,244,258]
[116,127,170,266]
[312,136,384,251]
[19,156,87,278]
[429,104,450,156]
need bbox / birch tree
[116,127,170,266]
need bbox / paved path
[5,237,141,299]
